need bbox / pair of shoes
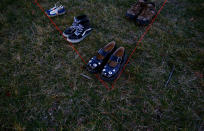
[63,15,93,43]
[46,2,66,17]
[87,41,127,82]
[126,0,156,26]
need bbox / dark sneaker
[136,2,156,26]
[126,0,147,20]
[67,22,92,43]
[87,41,116,73]
[63,15,88,37]
[100,47,127,82]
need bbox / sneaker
[100,47,127,82]
[126,0,147,20]
[67,22,92,43]
[46,2,66,17]
[136,2,156,25]
[87,41,116,73]
[63,15,89,38]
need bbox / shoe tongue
[147,4,153,7]
[138,0,145,2]
[55,1,61,8]
[74,17,79,22]
[73,17,82,26]
[145,2,155,7]
[50,5,57,10]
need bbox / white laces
[70,17,80,29]
[74,24,84,36]
[50,2,63,11]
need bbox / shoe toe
[135,18,142,25]
[64,29,73,35]
[68,34,76,39]
[144,20,150,25]
[135,18,150,25]
[87,57,102,73]
[46,10,51,15]
[126,12,136,20]
[141,19,150,25]
[101,68,111,78]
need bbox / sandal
[87,41,116,73]
[136,2,157,26]
[100,47,127,82]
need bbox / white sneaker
[46,2,66,17]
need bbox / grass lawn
[0,0,203,130]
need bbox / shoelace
[50,2,63,11]
[70,19,79,29]
[74,24,84,36]
[55,1,62,8]
[50,6,57,11]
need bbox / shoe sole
[62,32,70,38]
[100,54,128,82]
[67,31,91,43]
[47,12,66,17]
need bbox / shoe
[63,15,89,37]
[136,2,156,26]
[126,0,147,20]
[46,2,66,17]
[100,47,127,82]
[87,41,116,73]
[67,22,92,43]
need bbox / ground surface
[0,0,203,130]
